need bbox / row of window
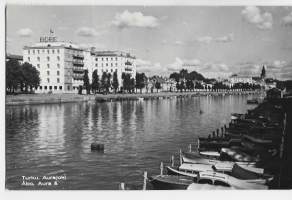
[46,78,60,83]
[38,86,62,90]
[95,63,119,67]
[46,71,60,76]
[28,49,60,55]
[95,57,118,61]
[36,63,60,69]
[27,56,60,62]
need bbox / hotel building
[22,35,136,93]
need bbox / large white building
[22,35,136,93]
[229,74,253,86]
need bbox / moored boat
[148,175,194,190]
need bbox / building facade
[229,74,253,86]
[22,35,136,93]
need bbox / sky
[5,5,292,80]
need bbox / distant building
[6,54,23,64]
[22,32,136,93]
[260,65,266,80]
[229,74,253,86]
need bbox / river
[5,94,258,189]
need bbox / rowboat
[182,151,257,167]
[220,148,260,162]
[148,175,194,190]
[243,135,273,145]
[166,163,271,184]
[186,171,268,190]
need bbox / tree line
[6,59,40,93]
[82,70,148,94]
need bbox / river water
[6,94,258,190]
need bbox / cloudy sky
[6,5,292,79]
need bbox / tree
[155,81,161,92]
[83,69,90,94]
[21,62,40,92]
[169,72,180,83]
[179,69,188,80]
[6,58,21,93]
[106,73,112,93]
[112,71,119,93]
[101,72,107,92]
[91,70,99,93]
[135,72,146,93]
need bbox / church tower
[260,65,266,80]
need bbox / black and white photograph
[3,0,292,194]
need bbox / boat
[187,183,232,190]
[148,175,194,190]
[182,151,257,167]
[247,99,259,104]
[166,163,271,184]
[243,135,273,145]
[186,171,268,190]
[231,113,245,120]
[220,148,260,162]
[199,151,220,158]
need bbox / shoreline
[6,90,263,106]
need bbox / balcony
[125,67,132,72]
[73,67,84,73]
[73,54,84,60]
[73,60,84,66]
[72,73,84,80]
[125,60,132,66]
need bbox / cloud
[17,28,33,37]
[241,6,273,30]
[136,59,166,74]
[76,27,98,37]
[214,33,234,43]
[112,10,159,29]
[282,12,292,26]
[174,41,185,46]
[196,33,234,44]
[196,36,213,44]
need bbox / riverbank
[6,90,262,106]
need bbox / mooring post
[221,127,224,137]
[216,129,219,137]
[120,182,125,190]
[171,155,174,167]
[160,162,164,175]
[212,131,215,138]
[189,144,192,152]
[179,149,182,165]
[143,171,147,190]
[197,139,200,150]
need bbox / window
[106,69,108,72]
[49,86,52,90]
[44,86,47,90]
[59,86,62,90]
[52,50,55,54]
[47,71,50,75]
[106,57,108,61]
[42,49,45,53]
[39,86,42,90]
[111,63,113,67]
[57,49,60,53]
[115,69,117,72]
[47,56,50,61]
[33,50,35,54]
[67,86,70,90]
[111,57,113,61]
[95,63,97,67]
[95,58,98,61]
[28,57,30,61]
[106,63,108,66]
[37,64,40,68]
[115,57,118,61]
[47,50,50,54]
[47,78,50,83]
[28,50,30,54]
[37,50,40,54]
[57,64,60,68]
[54,86,57,90]
[115,63,118,66]
[102,58,104,61]
[111,69,113,72]
[214,180,230,187]
[101,63,104,67]
[57,78,60,83]
[57,56,60,61]
[37,57,40,61]
[47,64,50,68]
[57,71,60,76]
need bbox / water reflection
[6,94,258,189]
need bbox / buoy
[91,143,104,152]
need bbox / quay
[5,90,261,106]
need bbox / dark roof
[6,54,23,61]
